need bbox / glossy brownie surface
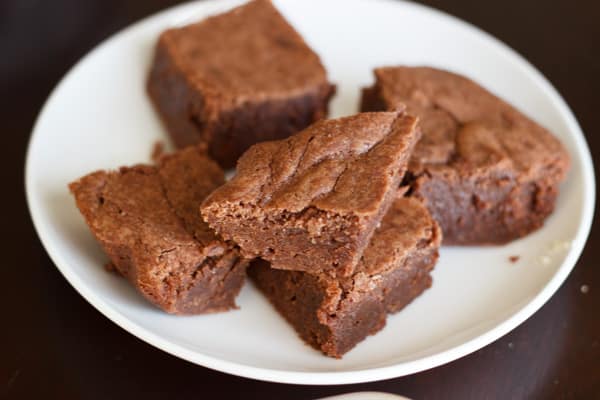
[69,147,248,314]
[249,197,442,358]
[201,111,421,277]
[361,66,570,244]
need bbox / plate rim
[24,0,596,385]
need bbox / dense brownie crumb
[201,111,421,277]
[147,0,335,168]
[361,66,570,244]
[249,197,442,358]
[69,147,249,314]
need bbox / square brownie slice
[201,111,421,277]
[361,66,570,244]
[69,147,249,314]
[147,0,335,168]
[249,196,441,358]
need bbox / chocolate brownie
[249,197,441,358]
[147,0,335,168]
[201,111,421,277]
[69,147,249,314]
[361,66,570,244]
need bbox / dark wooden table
[3,0,598,398]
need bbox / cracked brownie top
[363,66,570,182]
[202,111,420,217]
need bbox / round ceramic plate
[26,0,594,385]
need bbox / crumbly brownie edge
[156,166,249,315]
[153,148,249,313]
[174,250,249,315]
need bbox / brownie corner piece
[361,66,570,244]
[249,196,442,358]
[201,111,421,277]
[69,147,249,315]
[147,0,335,168]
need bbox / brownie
[201,111,421,277]
[69,147,249,314]
[147,0,335,168]
[361,66,570,244]
[249,197,441,358]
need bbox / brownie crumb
[104,262,120,274]
[151,141,165,163]
[509,255,520,263]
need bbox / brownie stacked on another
[250,196,441,358]
[69,147,249,314]
[201,111,421,277]
[147,0,335,168]
[361,66,570,244]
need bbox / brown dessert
[249,197,441,358]
[361,66,570,244]
[69,147,249,314]
[147,0,335,168]
[201,111,421,277]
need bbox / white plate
[26,0,594,385]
